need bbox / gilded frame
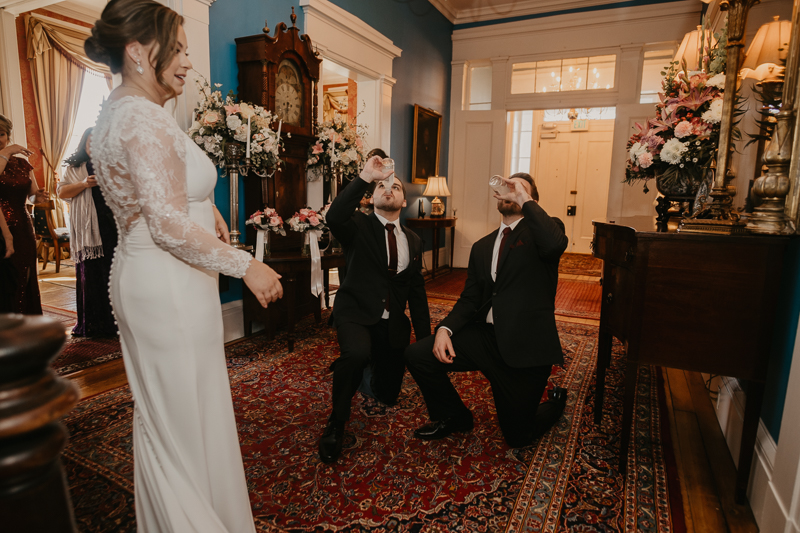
[411,104,442,185]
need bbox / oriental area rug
[61,301,682,532]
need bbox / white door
[450,110,507,268]
[535,121,613,254]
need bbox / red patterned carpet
[554,280,602,320]
[62,302,682,532]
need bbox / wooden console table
[243,251,345,352]
[404,217,457,279]
[592,217,788,504]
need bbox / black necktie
[385,223,398,312]
[496,227,512,276]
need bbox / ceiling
[0,0,642,25]
[427,0,632,24]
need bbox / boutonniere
[413,254,420,262]
[510,239,525,249]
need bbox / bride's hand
[243,259,283,307]
[212,205,230,244]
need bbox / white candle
[246,115,251,159]
[276,119,282,139]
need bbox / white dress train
[91,95,256,533]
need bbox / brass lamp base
[430,196,445,217]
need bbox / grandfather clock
[235,8,321,252]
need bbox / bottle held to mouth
[380,158,395,190]
[489,175,510,196]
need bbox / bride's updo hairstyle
[85,0,183,99]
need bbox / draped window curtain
[25,15,111,227]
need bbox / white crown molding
[427,0,456,23]
[194,0,215,6]
[454,0,627,25]
[300,0,401,62]
[43,2,100,24]
[452,0,699,42]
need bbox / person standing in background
[0,114,48,314]
[59,128,118,336]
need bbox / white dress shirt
[486,218,521,324]
[374,212,409,319]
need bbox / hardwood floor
[39,266,760,531]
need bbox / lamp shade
[422,176,451,197]
[740,16,792,81]
[673,26,716,72]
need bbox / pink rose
[312,142,324,155]
[300,208,310,216]
[203,111,220,125]
[269,216,281,226]
[309,215,320,226]
[638,152,653,168]
[674,121,693,139]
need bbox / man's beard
[374,195,404,213]
[497,199,521,216]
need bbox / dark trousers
[404,323,553,448]
[331,319,407,422]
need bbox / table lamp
[740,16,791,83]
[422,176,451,218]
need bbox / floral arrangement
[287,207,328,233]
[625,22,729,192]
[306,117,367,182]
[246,207,286,236]
[188,77,285,176]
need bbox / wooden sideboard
[404,217,457,279]
[592,217,789,504]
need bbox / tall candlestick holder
[223,142,253,250]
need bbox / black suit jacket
[327,178,431,348]
[438,201,568,368]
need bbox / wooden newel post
[0,315,79,532]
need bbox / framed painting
[411,104,442,184]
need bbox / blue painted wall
[208,0,453,302]
[762,238,800,441]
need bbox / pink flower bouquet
[246,207,286,236]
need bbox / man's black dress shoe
[413,417,474,441]
[318,420,345,463]
[547,386,568,404]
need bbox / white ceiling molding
[1,0,60,16]
[44,2,101,24]
[300,0,401,80]
[427,0,457,23]
[452,0,699,46]
[453,0,629,25]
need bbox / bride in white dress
[85,0,283,530]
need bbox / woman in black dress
[58,128,118,336]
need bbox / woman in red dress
[0,114,49,314]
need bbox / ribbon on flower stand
[308,229,324,297]
[255,229,268,262]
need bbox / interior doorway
[511,108,615,254]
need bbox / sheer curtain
[25,14,111,226]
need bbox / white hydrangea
[629,142,647,164]
[702,99,724,124]
[707,73,725,89]
[660,138,689,165]
[233,125,248,143]
[226,115,242,130]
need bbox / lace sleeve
[122,105,252,278]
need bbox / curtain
[25,15,111,227]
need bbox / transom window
[511,55,616,95]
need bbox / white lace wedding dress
[92,95,256,533]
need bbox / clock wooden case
[235,13,321,252]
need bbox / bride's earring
[136,59,144,75]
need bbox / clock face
[275,59,303,126]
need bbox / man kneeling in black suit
[404,173,568,448]
[319,156,431,463]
